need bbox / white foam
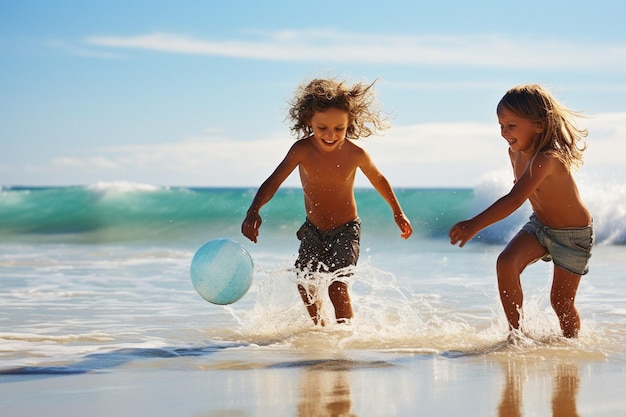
[87,181,163,193]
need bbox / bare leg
[328,280,353,323]
[496,232,547,332]
[298,284,323,326]
[551,266,582,338]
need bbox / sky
[1,0,625,188]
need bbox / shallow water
[1,184,625,415]
[1,240,623,360]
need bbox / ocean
[1,179,625,416]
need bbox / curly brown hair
[497,84,588,171]
[287,78,389,139]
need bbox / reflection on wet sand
[552,363,580,417]
[498,360,580,417]
[298,368,356,417]
[497,360,523,417]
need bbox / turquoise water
[2,180,624,245]
[0,184,473,244]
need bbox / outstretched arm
[360,152,412,239]
[241,143,301,242]
[449,153,554,247]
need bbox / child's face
[309,108,349,152]
[497,108,543,154]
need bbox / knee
[550,292,575,314]
[328,281,348,296]
[496,251,517,276]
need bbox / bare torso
[298,139,362,230]
[511,151,591,229]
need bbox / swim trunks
[520,213,594,275]
[295,217,361,276]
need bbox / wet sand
[2,347,624,417]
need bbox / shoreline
[2,350,623,417]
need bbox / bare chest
[298,155,358,185]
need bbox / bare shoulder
[290,137,312,152]
[342,140,370,159]
[523,152,573,195]
[284,137,314,160]
[532,151,566,174]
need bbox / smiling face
[309,108,350,152]
[497,108,544,154]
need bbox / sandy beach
[2,345,624,416]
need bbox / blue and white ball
[190,239,254,305]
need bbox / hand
[448,220,476,247]
[241,212,262,243]
[395,213,413,239]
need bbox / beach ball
[190,239,254,305]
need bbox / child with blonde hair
[449,84,594,338]
[242,78,412,325]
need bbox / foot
[506,329,531,346]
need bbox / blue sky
[2,0,625,188]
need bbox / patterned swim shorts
[295,217,361,276]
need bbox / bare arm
[241,143,301,242]
[360,152,413,239]
[449,153,554,247]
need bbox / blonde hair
[497,84,588,171]
[288,78,389,139]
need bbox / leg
[295,220,324,325]
[298,283,323,326]
[328,280,353,323]
[550,266,581,338]
[326,220,360,324]
[496,232,547,332]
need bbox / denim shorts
[520,213,594,275]
[295,217,361,275]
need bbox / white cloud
[76,123,505,188]
[47,39,124,59]
[83,30,626,71]
[52,157,83,167]
[11,112,626,187]
[102,135,289,186]
[53,156,119,169]
[584,112,626,171]
[358,122,507,187]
